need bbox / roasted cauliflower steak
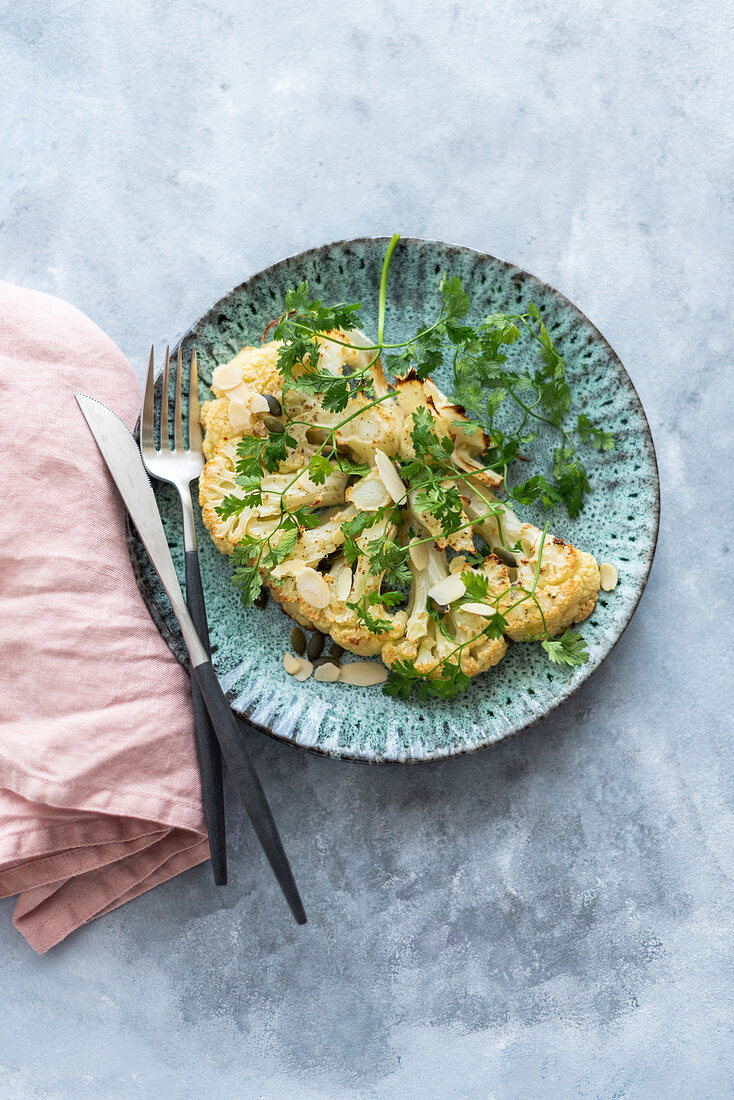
[198,328,601,684]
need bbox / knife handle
[192,660,307,926]
[185,550,227,886]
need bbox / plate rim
[128,235,660,765]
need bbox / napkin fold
[0,281,209,953]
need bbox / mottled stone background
[1,1,732,1096]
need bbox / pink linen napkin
[0,281,209,953]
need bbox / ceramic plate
[127,237,659,763]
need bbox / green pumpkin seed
[264,415,285,434]
[307,632,325,660]
[329,644,344,662]
[264,394,282,417]
[290,626,307,655]
[492,545,517,568]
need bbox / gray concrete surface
[1,0,732,1096]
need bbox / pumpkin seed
[329,644,344,662]
[264,394,282,417]
[263,415,285,434]
[307,632,325,660]
[254,587,269,609]
[290,626,307,655]
[492,545,517,568]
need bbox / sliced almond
[225,381,255,406]
[283,652,302,675]
[271,559,308,580]
[294,658,314,681]
[427,573,466,606]
[408,540,429,571]
[338,661,389,686]
[314,662,341,682]
[212,364,243,391]
[248,392,270,415]
[600,562,618,591]
[334,567,353,602]
[462,601,495,617]
[228,399,251,432]
[296,567,331,609]
[375,449,407,504]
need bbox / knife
[76,393,306,925]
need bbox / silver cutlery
[76,393,306,925]
[140,347,226,886]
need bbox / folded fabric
[0,281,209,953]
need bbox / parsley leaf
[541,629,589,666]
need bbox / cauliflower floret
[198,438,275,553]
[394,374,502,490]
[200,340,284,459]
[199,436,348,554]
[285,330,403,463]
[382,544,507,677]
[266,503,407,655]
[462,481,600,639]
[210,340,284,399]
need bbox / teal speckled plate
[127,238,659,763]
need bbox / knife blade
[75,394,306,924]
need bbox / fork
[141,347,227,885]
[141,349,307,924]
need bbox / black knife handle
[185,550,227,886]
[192,660,307,925]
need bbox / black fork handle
[192,659,307,924]
[185,550,227,886]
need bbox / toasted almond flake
[427,573,466,606]
[271,559,308,579]
[600,562,618,591]
[225,382,255,406]
[462,601,495,617]
[335,568,353,602]
[338,661,389,686]
[212,364,243,391]
[408,540,429,571]
[283,652,302,675]
[375,449,407,504]
[248,392,270,415]
[296,567,331,609]
[294,658,314,681]
[314,662,341,682]
[228,400,251,432]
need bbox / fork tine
[173,347,185,451]
[142,346,156,453]
[160,346,171,450]
[188,348,203,453]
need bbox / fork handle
[185,550,227,886]
[192,659,307,925]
